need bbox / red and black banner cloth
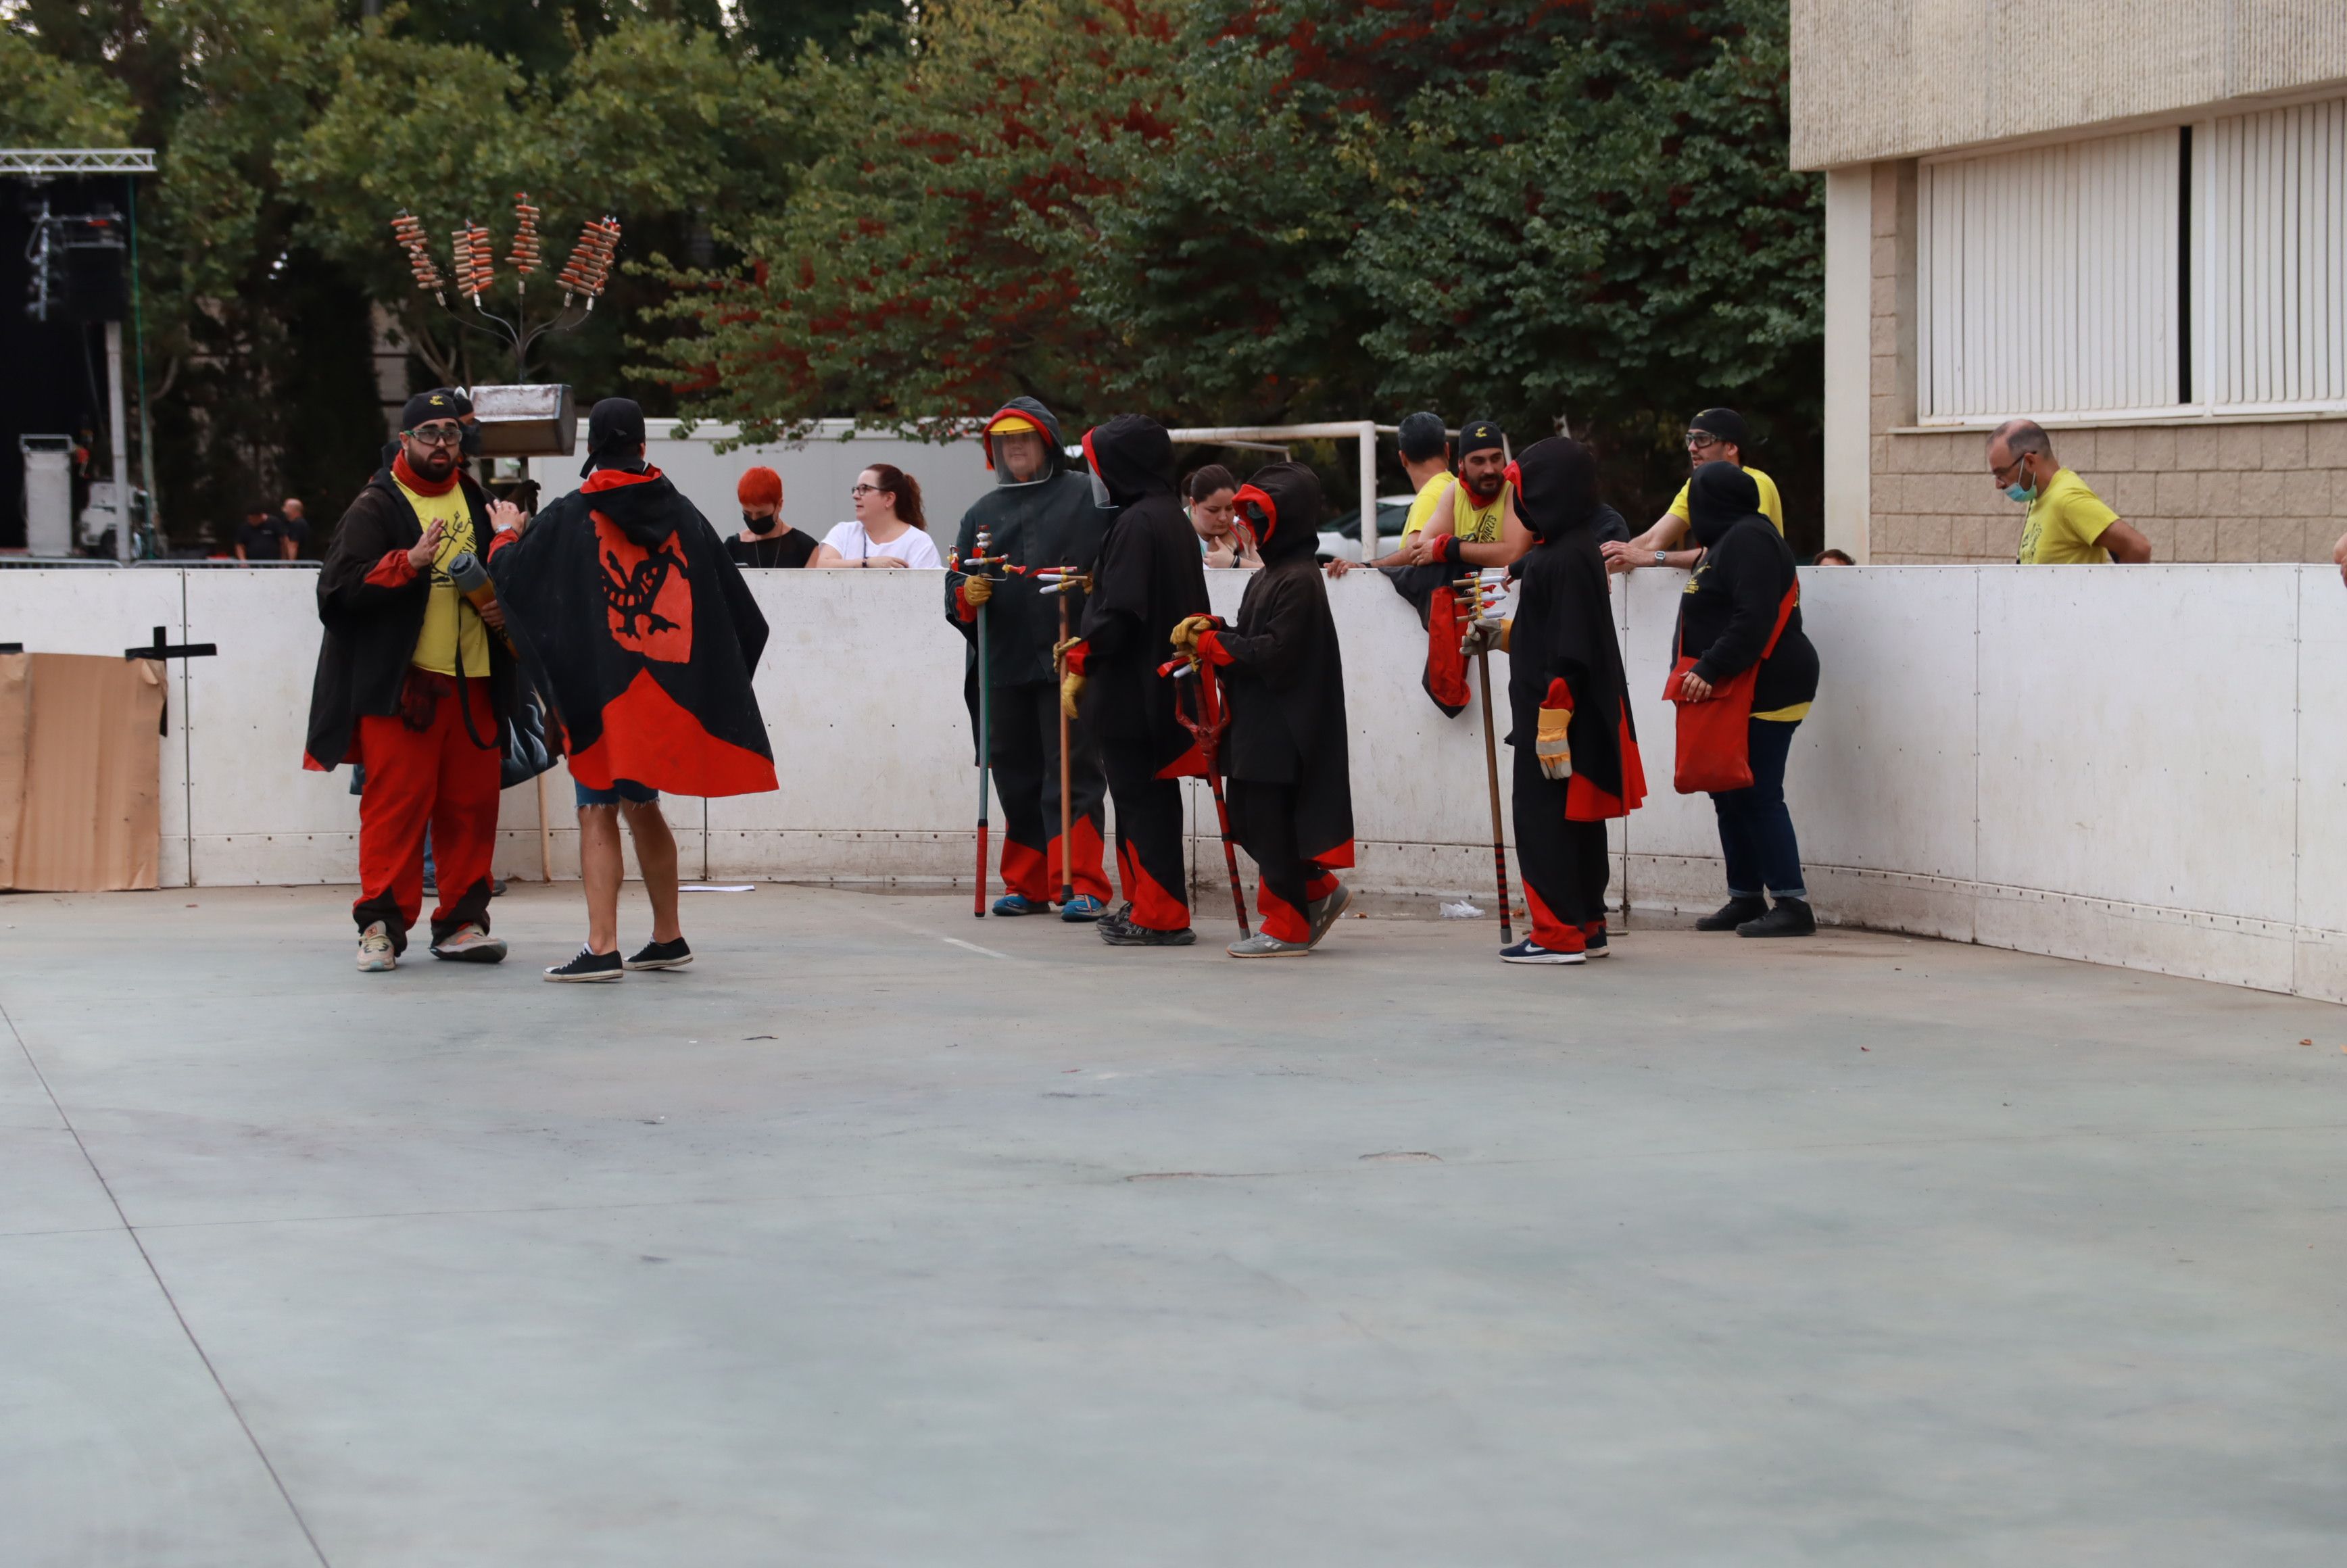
[1381,561,1472,717]
[489,466,777,798]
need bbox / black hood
[1687,461,1763,549]
[1511,437,1601,544]
[1233,460,1324,562]
[982,397,1066,486]
[1082,416,1174,509]
[585,471,687,548]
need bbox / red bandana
[392,451,459,497]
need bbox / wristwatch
[1653,550,1666,566]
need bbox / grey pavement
[3,883,2345,1567]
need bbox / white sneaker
[1228,931,1312,958]
[356,921,397,972]
[429,923,508,964]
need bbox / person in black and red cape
[490,398,778,980]
[304,389,525,973]
[1058,415,1211,947]
[1461,437,1647,964]
[1171,462,1356,958]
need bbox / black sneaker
[1099,920,1195,947]
[624,937,693,971]
[1581,922,1610,957]
[1737,898,1817,938]
[544,946,623,982]
[1695,896,1768,932]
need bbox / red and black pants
[1225,780,1341,944]
[1511,744,1610,955]
[1101,743,1190,932]
[988,681,1109,904]
[352,672,502,952]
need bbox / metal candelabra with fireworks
[389,193,620,381]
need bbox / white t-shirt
[822,519,942,569]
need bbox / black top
[1676,462,1818,714]
[727,529,819,569]
[237,518,286,560]
[1077,416,1209,768]
[1504,439,1640,812]
[1211,463,1354,862]
[944,397,1104,688]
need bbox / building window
[1918,97,2346,423]
[2198,97,2346,413]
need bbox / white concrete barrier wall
[3,562,2342,1004]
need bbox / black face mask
[743,510,778,535]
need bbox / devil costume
[1191,462,1356,950]
[1499,438,1647,960]
[490,458,776,802]
[1066,416,1211,939]
[944,397,1110,913]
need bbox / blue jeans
[576,777,659,808]
[1710,718,1805,900]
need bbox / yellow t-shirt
[1400,476,1509,543]
[401,479,491,678]
[1399,472,1448,539]
[2015,468,2118,564]
[1668,466,1784,535]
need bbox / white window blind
[1920,129,2180,420]
[2198,97,2347,412]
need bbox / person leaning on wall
[1604,407,1784,575]
[1987,419,2153,564]
[1672,462,1822,939]
[727,466,819,568]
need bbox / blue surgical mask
[2003,480,2033,504]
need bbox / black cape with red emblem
[1075,415,1210,777]
[489,466,777,797]
[1200,462,1355,864]
[1505,438,1644,819]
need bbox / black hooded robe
[1196,462,1355,944]
[1073,416,1210,933]
[1505,439,1646,955]
[489,466,777,798]
[944,397,1111,905]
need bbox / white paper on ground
[681,885,756,893]
[1440,900,1483,919]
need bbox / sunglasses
[1684,432,1726,451]
[408,424,464,447]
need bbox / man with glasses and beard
[304,390,524,973]
[1601,407,1784,575]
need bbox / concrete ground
[4,884,2345,1568]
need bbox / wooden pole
[1476,645,1514,946]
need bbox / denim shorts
[575,777,659,808]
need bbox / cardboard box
[0,652,163,891]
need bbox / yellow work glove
[1169,614,1216,654]
[1535,679,1573,781]
[1060,670,1086,719]
[963,572,994,606]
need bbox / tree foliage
[650,0,1822,533]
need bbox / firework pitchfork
[952,529,1009,916]
[1157,650,1250,939]
[1457,570,1515,945]
[1036,566,1092,909]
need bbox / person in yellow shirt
[1404,418,1512,562]
[1988,419,2154,564]
[1326,410,1453,578]
[1603,407,1782,574]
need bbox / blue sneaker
[1500,937,1585,966]
[1059,894,1106,923]
[992,893,1046,916]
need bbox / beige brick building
[1795,1,2347,563]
